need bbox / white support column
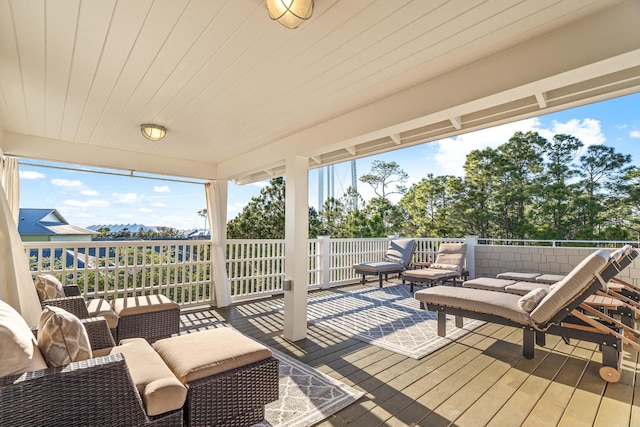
[319,235,331,289]
[284,155,309,341]
[465,235,477,279]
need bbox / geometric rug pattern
[180,311,364,427]
[304,284,485,359]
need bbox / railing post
[465,235,477,280]
[319,236,331,289]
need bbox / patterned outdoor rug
[302,283,485,359]
[180,312,364,427]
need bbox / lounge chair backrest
[383,239,416,268]
[610,244,633,262]
[530,249,611,325]
[434,243,467,272]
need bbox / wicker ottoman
[111,295,180,343]
[153,328,279,427]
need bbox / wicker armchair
[2,317,182,427]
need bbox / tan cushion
[505,281,551,296]
[34,274,65,301]
[153,328,272,383]
[463,277,514,291]
[414,286,531,325]
[430,263,461,273]
[86,298,119,329]
[518,288,548,313]
[0,300,48,376]
[111,295,179,317]
[433,243,467,271]
[354,261,405,273]
[530,250,610,325]
[535,274,565,284]
[37,306,92,367]
[496,272,540,282]
[403,268,460,281]
[111,338,187,417]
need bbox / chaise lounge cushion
[111,338,187,416]
[0,300,48,377]
[153,328,273,383]
[34,274,65,300]
[37,306,92,367]
[529,250,610,325]
[414,286,531,325]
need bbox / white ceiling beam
[390,134,401,145]
[1,132,217,180]
[345,146,356,155]
[449,117,462,130]
[535,92,548,109]
[310,156,322,165]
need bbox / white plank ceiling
[1,0,639,182]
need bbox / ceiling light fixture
[266,0,314,29]
[140,124,167,141]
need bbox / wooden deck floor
[196,283,640,427]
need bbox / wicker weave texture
[184,357,279,427]
[0,354,182,427]
[116,307,180,343]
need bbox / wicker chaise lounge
[353,238,416,287]
[0,300,279,427]
[414,248,639,382]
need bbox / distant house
[18,208,96,242]
[86,223,157,236]
[186,229,210,240]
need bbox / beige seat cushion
[153,328,272,384]
[0,300,48,377]
[86,298,119,329]
[111,295,179,317]
[496,272,540,282]
[505,281,551,296]
[38,306,92,367]
[34,274,65,301]
[403,268,459,281]
[463,277,514,291]
[530,250,610,325]
[414,286,531,325]
[354,261,405,273]
[535,274,565,284]
[112,338,187,417]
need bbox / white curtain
[1,156,20,224]
[0,183,42,326]
[205,181,231,307]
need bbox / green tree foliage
[225,132,637,240]
[360,160,408,198]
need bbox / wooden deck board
[207,283,639,427]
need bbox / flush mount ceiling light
[140,124,167,141]
[266,0,314,29]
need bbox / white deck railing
[27,236,637,307]
[25,237,463,306]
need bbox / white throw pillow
[518,288,549,313]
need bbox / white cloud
[51,178,99,196]
[63,199,110,208]
[154,185,171,193]
[112,192,142,203]
[631,130,640,139]
[227,202,246,214]
[433,117,606,176]
[52,178,84,188]
[138,208,153,213]
[20,170,45,179]
[152,202,167,207]
[118,214,133,219]
[433,118,540,176]
[250,181,269,188]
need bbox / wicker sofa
[0,300,279,427]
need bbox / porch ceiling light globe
[265,0,313,29]
[140,124,167,141]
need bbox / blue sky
[19,92,640,231]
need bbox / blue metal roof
[18,208,64,235]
